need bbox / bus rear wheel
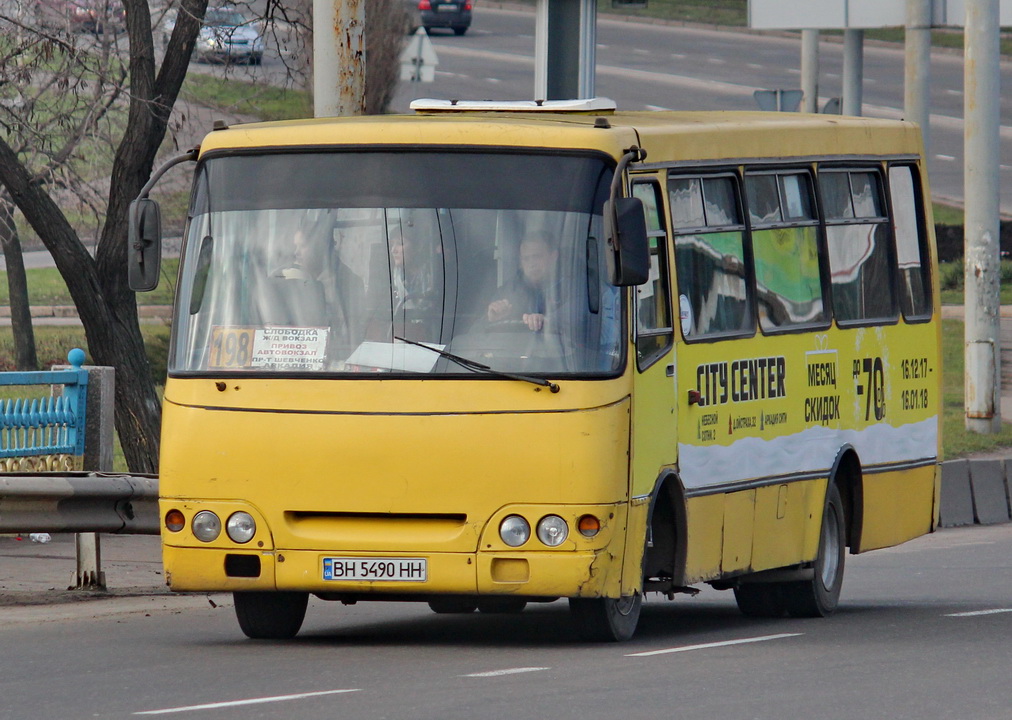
[569,594,642,642]
[782,483,846,617]
[733,583,785,617]
[233,591,308,639]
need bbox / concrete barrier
[940,459,975,527]
[938,456,1012,528]
[969,460,1012,524]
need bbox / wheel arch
[830,445,864,553]
[642,469,689,587]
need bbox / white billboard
[749,0,1012,29]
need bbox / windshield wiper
[393,336,560,393]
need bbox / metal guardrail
[0,471,159,535]
[0,351,160,588]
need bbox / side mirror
[128,197,162,292]
[605,196,650,286]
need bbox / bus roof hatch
[409,98,617,113]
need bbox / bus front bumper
[161,545,624,600]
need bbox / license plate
[437,3,458,11]
[323,557,427,582]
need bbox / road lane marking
[945,608,1012,617]
[134,689,361,715]
[462,667,550,677]
[625,633,803,657]
[429,45,1012,141]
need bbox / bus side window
[632,180,673,369]
[888,165,932,319]
[746,171,826,332]
[821,169,897,324]
[670,174,752,340]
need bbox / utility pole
[534,0,596,100]
[964,0,1002,432]
[801,29,819,113]
[904,0,932,158]
[842,28,864,116]
[313,0,366,117]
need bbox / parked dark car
[35,0,125,33]
[405,0,473,36]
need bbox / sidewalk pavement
[0,532,195,625]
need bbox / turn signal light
[165,509,185,533]
[578,515,601,537]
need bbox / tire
[233,591,308,639]
[452,25,467,36]
[782,483,846,617]
[427,597,478,614]
[476,598,527,614]
[569,594,642,642]
[733,583,786,618]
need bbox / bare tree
[0,0,208,471]
[0,195,36,370]
[0,0,407,470]
[366,0,409,114]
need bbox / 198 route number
[323,557,427,582]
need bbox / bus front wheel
[477,598,527,614]
[569,593,641,642]
[427,598,478,614]
[233,591,309,639]
[782,483,846,617]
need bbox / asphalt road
[391,6,1012,215]
[2,523,1011,719]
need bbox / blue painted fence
[0,348,89,460]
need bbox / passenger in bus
[364,225,435,342]
[486,232,560,332]
[270,223,365,364]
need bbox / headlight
[192,510,221,542]
[226,512,256,544]
[499,515,530,547]
[537,515,569,547]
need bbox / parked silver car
[163,6,265,65]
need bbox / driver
[486,233,559,332]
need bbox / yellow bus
[130,99,940,641]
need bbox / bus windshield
[171,151,622,377]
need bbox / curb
[0,305,172,320]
